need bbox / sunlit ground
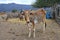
[0,18,60,40]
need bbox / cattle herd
[0,8,46,38]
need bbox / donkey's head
[22,10,30,22]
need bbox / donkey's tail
[45,22,47,28]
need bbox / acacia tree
[32,0,60,8]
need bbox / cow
[22,9,46,38]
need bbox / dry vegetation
[0,18,60,40]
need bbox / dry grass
[7,18,26,24]
[0,19,60,40]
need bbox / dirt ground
[0,19,60,40]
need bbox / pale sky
[0,0,36,5]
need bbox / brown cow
[23,9,46,38]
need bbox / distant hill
[0,3,38,12]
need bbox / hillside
[0,3,37,12]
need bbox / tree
[32,0,60,8]
[12,9,17,13]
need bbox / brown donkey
[23,9,46,38]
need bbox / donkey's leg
[43,22,45,33]
[42,18,46,33]
[33,27,35,38]
[27,23,32,38]
[6,16,9,21]
[32,22,35,38]
[28,27,31,38]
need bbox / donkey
[5,12,19,21]
[23,9,46,38]
[19,11,25,21]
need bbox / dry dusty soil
[0,19,60,40]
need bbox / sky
[0,0,36,5]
